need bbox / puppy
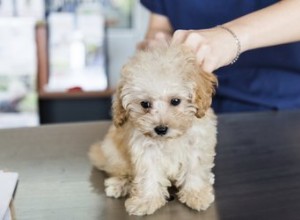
[89,43,218,216]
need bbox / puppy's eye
[170,98,181,106]
[140,101,151,109]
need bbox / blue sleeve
[140,0,167,16]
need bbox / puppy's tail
[88,142,106,171]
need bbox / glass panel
[45,0,134,29]
[0,16,39,128]
[102,0,134,29]
[45,0,108,92]
[0,0,42,128]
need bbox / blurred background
[0,0,149,128]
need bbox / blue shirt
[141,0,300,112]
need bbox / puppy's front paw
[125,196,166,216]
[104,177,130,198]
[178,186,214,211]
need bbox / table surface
[1,110,300,220]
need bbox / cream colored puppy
[89,43,218,216]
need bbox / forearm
[144,13,173,39]
[137,13,173,50]
[224,0,300,53]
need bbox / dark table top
[1,110,300,220]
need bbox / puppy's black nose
[154,125,168,136]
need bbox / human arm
[171,0,300,72]
[137,13,173,50]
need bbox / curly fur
[89,43,218,215]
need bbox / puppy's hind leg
[88,140,132,198]
[88,142,107,171]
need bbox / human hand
[137,32,172,51]
[171,27,242,73]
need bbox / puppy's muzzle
[154,125,168,136]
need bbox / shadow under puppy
[89,43,218,216]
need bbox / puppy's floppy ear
[112,80,127,127]
[193,69,218,118]
[112,56,137,127]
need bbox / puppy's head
[113,43,217,139]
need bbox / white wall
[107,2,149,88]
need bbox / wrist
[218,25,242,64]
[222,23,251,53]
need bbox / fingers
[196,45,209,65]
[139,29,221,72]
[154,32,169,41]
[172,30,218,72]
[172,30,208,60]
[137,31,171,51]
[136,38,161,51]
[172,30,204,51]
[201,60,215,73]
[171,30,189,45]
[172,30,209,69]
[136,40,149,51]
